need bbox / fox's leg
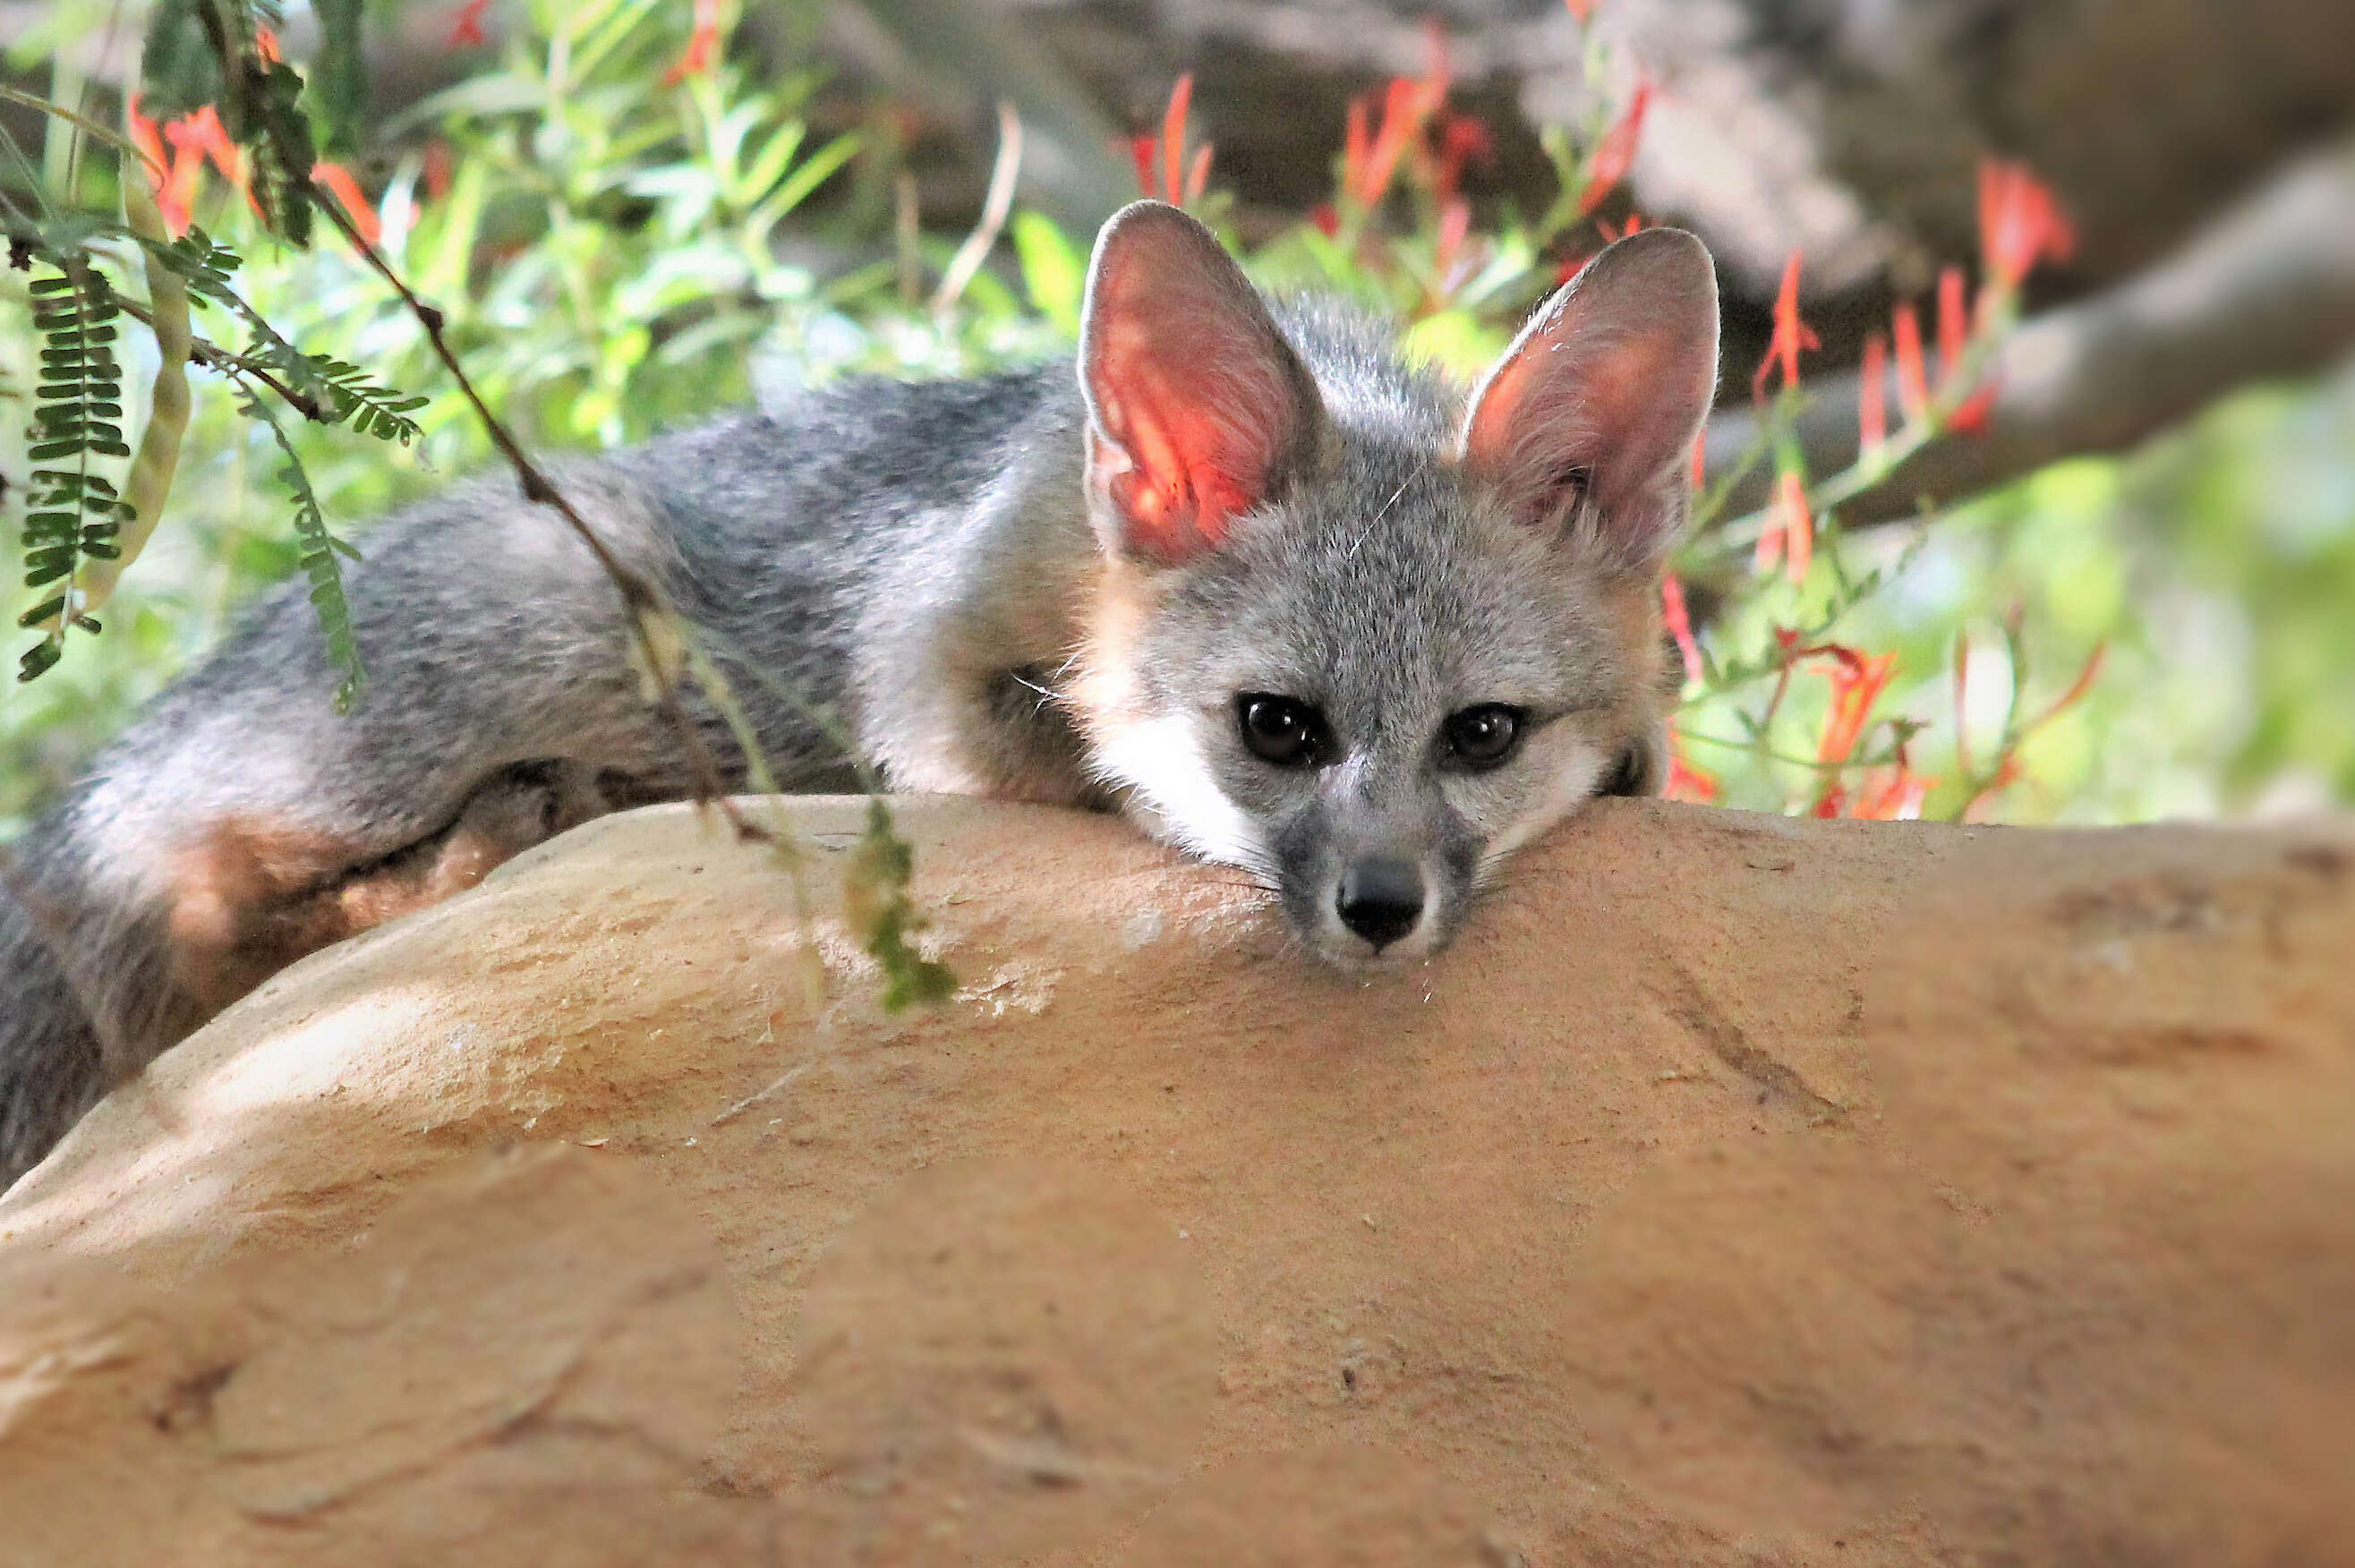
[159,760,626,1019]
[35,464,736,1072]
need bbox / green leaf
[137,0,226,124]
[18,636,63,682]
[307,0,369,156]
[233,382,367,710]
[747,132,858,235]
[1011,210,1084,337]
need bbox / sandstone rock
[1,797,2348,1564]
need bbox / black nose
[1335,858,1425,950]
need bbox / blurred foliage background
[3,0,2351,840]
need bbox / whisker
[1344,458,1427,559]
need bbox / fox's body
[0,205,1719,1186]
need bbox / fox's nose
[1335,858,1425,950]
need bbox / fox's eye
[1236,694,1328,768]
[1442,705,1526,769]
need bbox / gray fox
[0,202,1719,1186]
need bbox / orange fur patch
[162,778,584,1029]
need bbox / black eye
[1442,704,1526,769]
[1236,694,1327,768]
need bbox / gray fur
[0,204,1716,1187]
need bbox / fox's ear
[1079,200,1325,566]
[1460,226,1719,575]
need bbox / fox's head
[1065,201,1719,967]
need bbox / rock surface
[1,797,2349,1565]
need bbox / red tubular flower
[127,95,196,237]
[1564,0,1597,21]
[1554,250,1592,285]
[1947,383,1997,437]
[1936,264,1967,388]
[1814,649,1896,767]
[152,149,202,236]
[1162,73,1193,209]
[2035,643,2107,729]
[125,93,168,184]
[148,108,242,239]
[1777,470,1813,584]
[1753,507,1783,574]
[1130,77,1211,208]
[1857,331,1888,456]
[1891,302,1930,424]
[1350,77,1431,207]
[1431,113,1494,201]
[662,0,723,86]
[311,161,381,246]
[1688,430,1707,490]
[1578,81,1651,217]
[1979,158,2075,293]
[1660,574,1703,686]
[1663,726,1719,804]
[1421,17,1453,102]
[1435,196,1472,277]
[1309,202,1341,239]
[254,26,282,63]
[1852,763,1933,821]
[168,105,242,185]
[444,0,491,49]
[1751,249,1820,400]
[1185,142,1214,204]
[1597,211,1645,243]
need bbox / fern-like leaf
[18,260,132,681]
[232,382,367,712]
[145,229,429,443]
[303,356,427,444]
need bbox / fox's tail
[0,872,108,1189]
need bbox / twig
[1675,729,1916,775]
[893,170,922,305]
[0,85,164,183]
[299,174,773,846]
[113,295,329,421]
[931,100,1022,319]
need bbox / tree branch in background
[1701,140,2355,529]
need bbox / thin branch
[0,84,164,183]
[299,175,775,846]
[931,100,1023,319]
[111,294,329,421]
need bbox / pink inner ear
[1095,355,1269,559]
[1458,228,1720,558]
[1466,328,1683,505]
[1081,207,1314,566]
